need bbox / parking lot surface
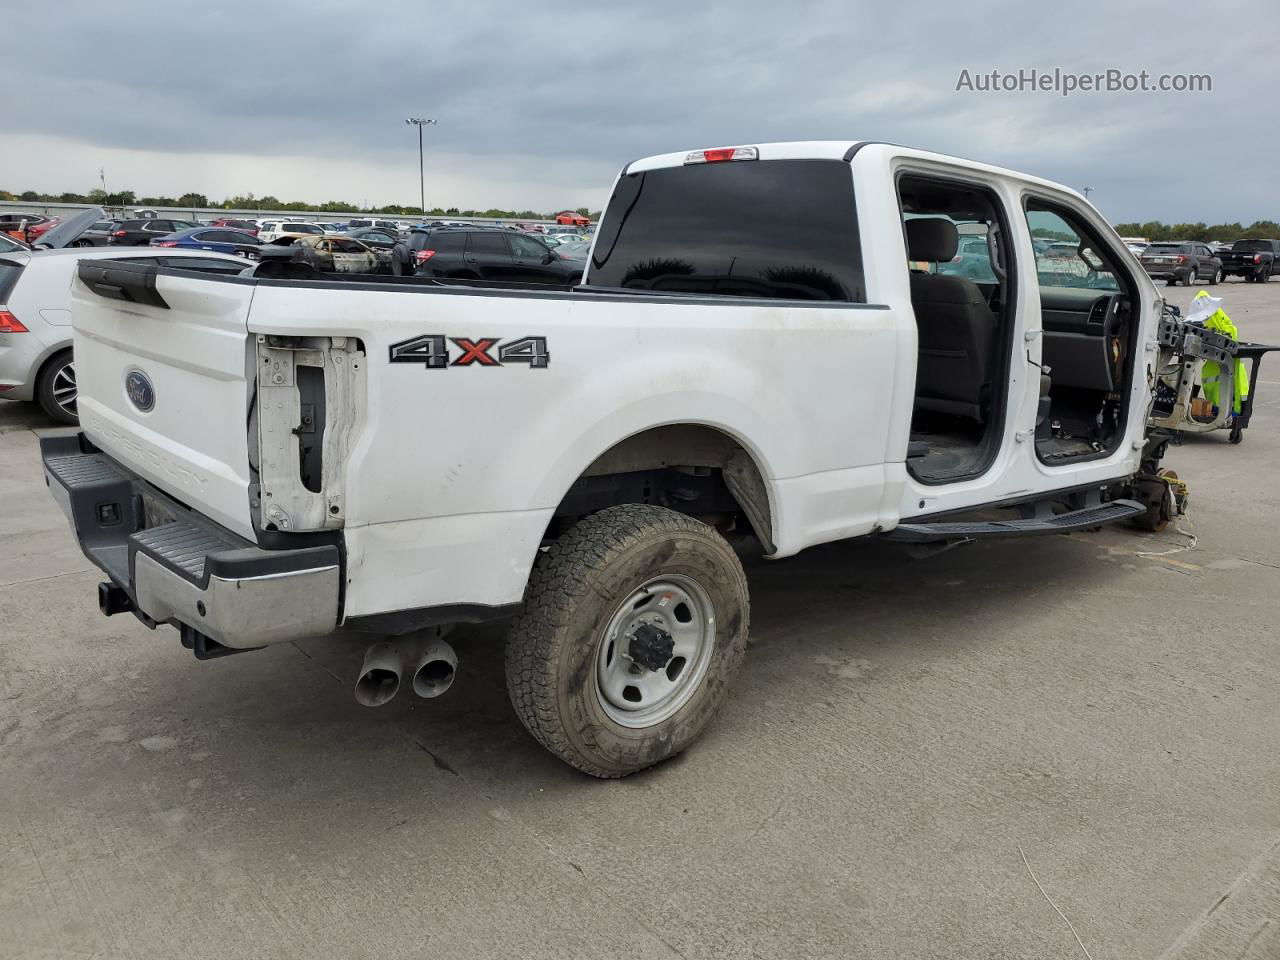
[2,281,1279,960]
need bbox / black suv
[392,228,582,284]
[107,218,198,246]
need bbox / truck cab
[42,141,1184,778]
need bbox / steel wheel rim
[51,361,77,417]
[595,574,716,728]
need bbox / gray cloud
[3,0,1273,221]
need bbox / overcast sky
[3,0,1274,222]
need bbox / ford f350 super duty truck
[41,141,1224,777]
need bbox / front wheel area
[504,504,750,778]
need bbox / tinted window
[510,234,550,258]
[1232,240,1270,252]
[286,223,323,235]
[424,232,464,253]
[587,159,864,301]
[90,221,113,231]
[468,232,510,255]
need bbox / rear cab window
[586,158,864,301]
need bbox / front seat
[906,217,997,421]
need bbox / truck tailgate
[71,262,256,539]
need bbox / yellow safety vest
[1193,292,1248,414]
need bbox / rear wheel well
[548,425,775,553]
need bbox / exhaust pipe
[410,637,457,699]
[354,641,403,707]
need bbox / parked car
[344,227,400,253]
[1217,238,1278,282]
[347,218,402,232]
[258,221,326,243]
[1,213,56,244]
[74,220,121,247]
[210,218,260,236]
[545,224,583,238]
[553,240,591,262]
[0,246,249,423]
[108,218,199,246]
[1138,241,1222,286]
[554,210,591,227]
[150,227,264,259]
[270,234,382,273]
[0,233,30,253]
[936,234,996,281]
[392,227,580,283]
[46,140,1212,778]
[1119,236,1149,255]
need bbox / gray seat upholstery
[906,218,997,421]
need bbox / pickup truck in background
[42,141,1218,777]
[1218,238,1278,282]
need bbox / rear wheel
[35,349,78,425]
[505,504,750,778]
[1209,267,1222,285]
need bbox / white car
[257,221,326,243]
[0,247,249,423]
[45,140,1218,777]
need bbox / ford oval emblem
[125,370,155,413]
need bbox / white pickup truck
[42,140,1222,777]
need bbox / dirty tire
[505,504,749,778]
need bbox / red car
[210,218,259,236]
[0,213,58,244]
[555,210,590,227]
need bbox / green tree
[19,190,39,201]
[177,192,208,208]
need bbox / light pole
[405,118,437,216]
[1083,186,1094,201]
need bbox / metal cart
[1150,309,1279,444]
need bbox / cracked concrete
[1,282,1278,958]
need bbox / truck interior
[897,175,1015,484]
[1024,200,1139,465]
[897,178,1141,484]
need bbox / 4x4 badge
[389,335,549,368]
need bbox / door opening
[897,174,1016,484]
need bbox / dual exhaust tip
[354,634,457,707]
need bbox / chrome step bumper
[41,432,341,649]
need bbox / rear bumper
[41,431,341,649]
[1142,265,1191,281]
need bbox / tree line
[1111,220,1280,242]
[0,188,597,221]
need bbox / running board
[885,498,1145,543]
